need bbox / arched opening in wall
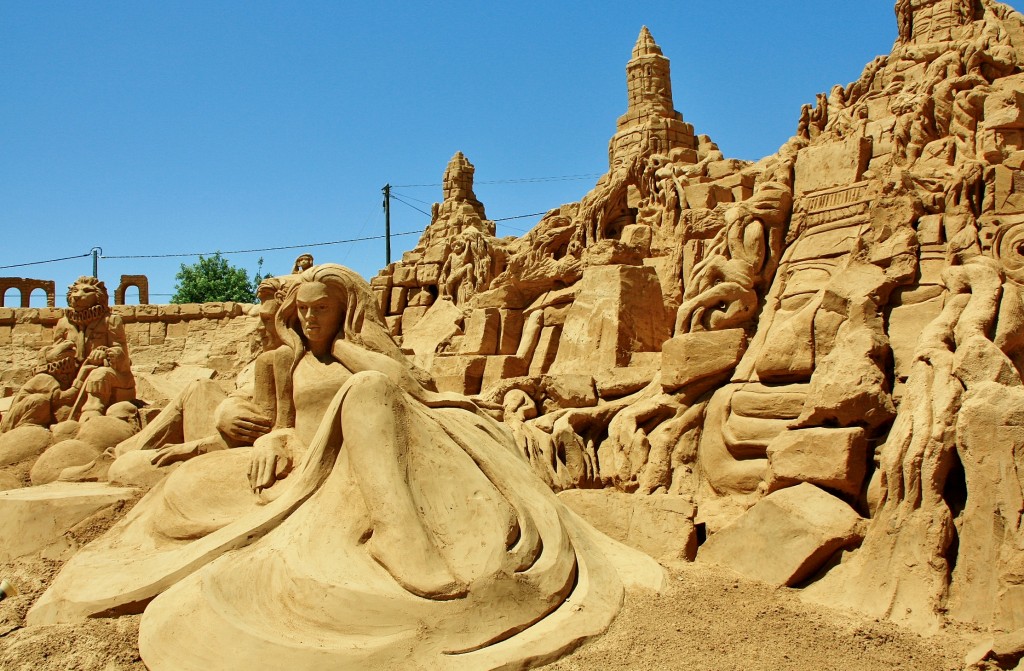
[2,287,21,308]
[122,285,141,305]
[29,287,49,308]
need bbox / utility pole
[91,247,102,279]
[382,184,392,265]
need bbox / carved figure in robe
[1,277,135,431]
[65,276,297,486]
[29,263,662,671]
[440,235,476,304]
[291,253,314,273]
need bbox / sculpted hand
[247,431,294,492]
[86,347,108,365]
[150,443,200,467]
[217,407,273,444]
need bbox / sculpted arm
[104,315,130,371]
[331,338,475,409]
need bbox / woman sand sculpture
[29,264,662,670]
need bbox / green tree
[170,253,269,304]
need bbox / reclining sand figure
[61,276,297,486]
[29,263,662,670]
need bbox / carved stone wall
[0,278,56,308]
[0,303,261,397]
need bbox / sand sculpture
[2,277,135,430]
[6,1,1024,667]
[26,264,663,670]
[373,0,1024,640]
[0,276,56,308]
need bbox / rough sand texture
[1,549,976,670]
[0,494,144,671]
[542,562,974,671]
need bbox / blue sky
[1,2,909,305]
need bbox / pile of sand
[544,561,974,671]
[0,543,976,670]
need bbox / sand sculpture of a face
[292,254,314,274]
[66,277,106,312]
[295,281,345,351]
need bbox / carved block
[0,483,137,562]
[481,355,529,392]
[416,263,441,286]
[389,287,408,315]
[530,325,562,376]
[423,242,448,264]
[134,304,160,322]
[460,308,499,355]
[497,309,524,355]
[202,303,226,319]
[149,322,167,345]
[407,287,435,308]
[372,286,388,316]
[392,265,417,287]
[995,165,1024,214]
[550,265,669,374]
[430,355,485,395]
[36,308,63,325]
[558,490,697,562]
[765,428,868,498]
[661,329,747,391]
[166,322,189,339]
[699,484,864,587]
[793,136,871,195]
[400,306,426,333]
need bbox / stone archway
[114,274,150,305]
[0,277,56,307]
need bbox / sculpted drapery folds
[28,264,662,670]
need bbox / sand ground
[0,526,977,671]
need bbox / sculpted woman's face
[296,282,344,350]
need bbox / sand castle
[4,1,1024,668]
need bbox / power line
[494,211,547,222]
[3,205,548,269]
[388,192,434,206]
[101,231,424,260]
[389,194,432,218]
[0,252,92,270]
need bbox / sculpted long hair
[271,264,402,427]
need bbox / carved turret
[895,0,974,45]
[420,152,493,246]
[608,27,697,169]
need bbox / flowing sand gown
[30,355,662,670]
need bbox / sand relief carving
[28,264,663,670]
[13,3,1024,666]
[2,277,136,431]
[291,253,314,273]
[59,276,298,487]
